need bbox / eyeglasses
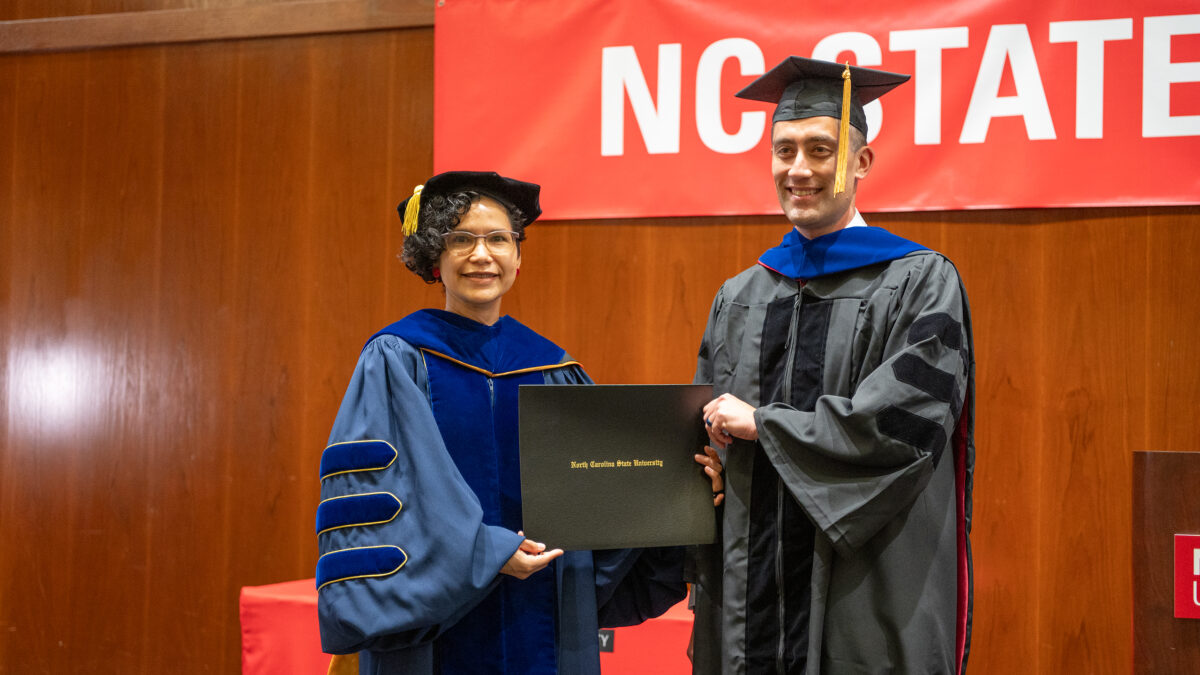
[441,230,523,256]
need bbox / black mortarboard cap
[735,56,910,135]
[398,170,542,235]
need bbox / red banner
[434,0,1200,220]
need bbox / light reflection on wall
[7,341,107,441]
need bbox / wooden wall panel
[0,56,11,568]
[146,44,226,671]
[0,27,441,672]
[72,44,168,669]
[213,37,317,667]
[1146,219,1200,452]
[1038,213,1146,673]
[2,9,1200,674]
[2,49,94,674]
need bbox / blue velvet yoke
[758,225,927,280]
[370,309,573,675]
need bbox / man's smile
[787,187,820,197]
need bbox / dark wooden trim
[0,0,434,54]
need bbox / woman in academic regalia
[314,171,710,675]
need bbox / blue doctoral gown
[316,309,684,674]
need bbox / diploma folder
[518,384,716,550]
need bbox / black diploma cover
[518,384,716,550]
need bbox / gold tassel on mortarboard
[401,184,424,236]
[833,62,852,195]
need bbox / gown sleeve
[687,285,729,669]
[754,255,971,556]
[693,284,727,389]
[593,546,687,627]
[316,335,524,654]
[544,361,688,628]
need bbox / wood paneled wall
[2,4,1199,673]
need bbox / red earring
[432,267,441,279]
[516,269,520,277]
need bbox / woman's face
[438,196,521,325]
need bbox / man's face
[771,116,873,238]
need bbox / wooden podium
[1132,451,1200,672]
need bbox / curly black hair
[401,191,527,284]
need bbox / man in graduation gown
[690,57,975,674]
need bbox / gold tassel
[833,62,852,195]
[327,653,359,675]
[401,184,424,236]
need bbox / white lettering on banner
[1143,14,1200,138]
[890,27,970,145]
[961,24,1056,143]
[812,32,885,143]
[600,44,682,156]
[1194,580,1200,607]
[696,38,766,154]
[1194,548,1200,575]
[598,14,1195,158]
[1048,19,1133,139]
